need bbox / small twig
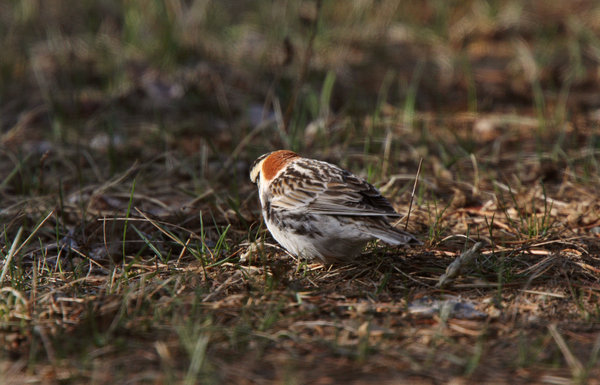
[405,157,423,231]
[435,241,484,288]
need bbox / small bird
[250,150,420,264]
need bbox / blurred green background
[3,0,599,161]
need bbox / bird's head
[249,150,299,184]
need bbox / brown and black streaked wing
[270,159,400,217]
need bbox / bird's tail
[368,225,422,246]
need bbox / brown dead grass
[1,1,600,384]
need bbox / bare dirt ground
[1,1,599,384]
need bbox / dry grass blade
[548,324,585,380]
[0,227,23,286]
[519,289,566,298]
[404,157,423,231]
[1,2,600,384]
[134,207,188,248]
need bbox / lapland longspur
[250,150,420,264]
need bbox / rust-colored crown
[261,150,299,181]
